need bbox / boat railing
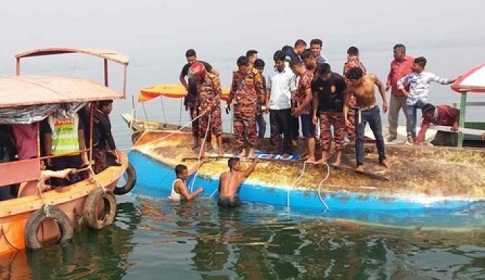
[451,100,485,146]
[0,145,96,197]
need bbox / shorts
[300,113,316,138]
[218,195,242,208]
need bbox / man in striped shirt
[397,56,456,142]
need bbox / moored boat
[0,47,136,256]
[126,64,485,227]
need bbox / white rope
[209,186,218,198]
[286,162,307,211]
[88,166,107,193]
[189,112,211,193]
[138,111,207,148]
[317,163,331,211]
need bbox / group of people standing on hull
[172,39,465,205]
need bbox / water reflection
[2,197,485,279]
[149,198,485,279]
[0,202,141,280]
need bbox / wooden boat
[0,47,135,256]
[126,65,485,227]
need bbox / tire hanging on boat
[113,163,136,195]
[24,205,74,250]
[83,188,117,229]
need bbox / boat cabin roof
[0,75,123,108]
[15,47,129,66]
[452,63,485,93]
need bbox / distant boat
[124,65,485,227]
[0,47,136,256]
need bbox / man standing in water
[169,160,208,202]
[344,67,389,171]
[218,157,259,208]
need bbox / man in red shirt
[415,103,459,146]
[386,44,414,142]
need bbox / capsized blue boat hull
[129,150,480,215]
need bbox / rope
[43,204,51,218]
[160,96,168,126]
[178,98,183,129]
[189,112,211,193]
[209,187,218,198]
[137,111,207,148]
[317,163,331,211]
[1,227,20,251]
[286,162,307,211]
[88,166,107,193]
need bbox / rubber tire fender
[25,205,74,250]
[83,188,117,229]
[114,163,136,195]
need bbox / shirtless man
[344,67,389,171]
[218,157,259,208]
[169,159,208,202]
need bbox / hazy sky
[2,0,484,69]
[1,0,485,134]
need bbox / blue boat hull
[129,150,485,227]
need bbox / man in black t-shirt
[311,63,347,166]
[179,49,219,149]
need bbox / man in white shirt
[265,50,296,155]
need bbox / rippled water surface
[2,195,485,280]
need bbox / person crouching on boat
[42,111,89,188]
[189,62,224,159]
[227,56,265,159]
[169,159,208,202]
[218,157,259,208]
[414,103,459,146]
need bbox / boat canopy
[15,47,129,66]
[138,83,230,102]
[0,75,122,124]
[451,63,485,93]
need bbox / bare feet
[300,152,309,160]
[218,148,224,157]
[379,160,390,168]
[332,159,341,167]
[356,165,364,172]
[315,159,327,165]
[305,156,316,164]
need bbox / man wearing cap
[189,62,224,158]
[179,49,219,149]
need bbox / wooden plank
[431,125,485,136]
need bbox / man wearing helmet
[189,62,224,158]
[179,49,219,149]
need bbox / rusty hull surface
[133,130,485,198]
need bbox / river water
[2,4,485,276]
[1,83,485,279]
